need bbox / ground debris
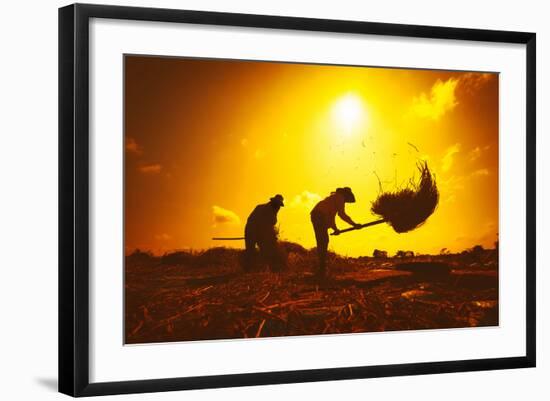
[125,249,498,344]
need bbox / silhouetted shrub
[161,250,194,266]
[196,247,240,267]
[126,249,158,268]
[373,249,388,258]
[280,241,308,255]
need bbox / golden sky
[125,56,499,256]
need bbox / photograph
[124,55,500,344]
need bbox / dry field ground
[125,243,498,344]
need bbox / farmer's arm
[269,209,277,226]
[337,202,356,226]
[329,217,338,231]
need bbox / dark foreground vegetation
[125,242,498,344]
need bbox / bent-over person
[310,187,361,279]
[243,194,285,272]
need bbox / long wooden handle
[212,219,386,240]
[331,219,386,235]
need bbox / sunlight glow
[332,93,364,134]
[125,56,499,256]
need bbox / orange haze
[125,56,499,257]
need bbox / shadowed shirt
[245,203,278,238]
[311,193,355,230]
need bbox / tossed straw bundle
[371,161,439,233]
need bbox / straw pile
[371,161,439,233]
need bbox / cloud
[411,78,459,120]
[138,164,162,174]
[438,166,491,206]
[126,137,142,155]
[460,72,495,93]
[441,143,461,172]
[471,168,490,177]
[154,233,172,241]
[440,144,490,181]
[289,191,321,209]
[468,146,482,162]
[212,205,241,225]
[410,73,495,120]
[468,145,491,163]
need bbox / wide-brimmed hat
[336,187,356,203]
[270,194,285,207]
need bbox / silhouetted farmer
[310,187,361,278]
[244,194,285,272]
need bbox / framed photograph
[59,3,536,397]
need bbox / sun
[332,93,365,134]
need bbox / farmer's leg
[316,229,329,276]
[262,231,285,272]
[258,239,272,271]
[243,232,258,272]
[257,230,277,271]
[311,213,329,276]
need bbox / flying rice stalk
[333,161,439,235]
[372,161,439,232]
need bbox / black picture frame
[59,3,536,397]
